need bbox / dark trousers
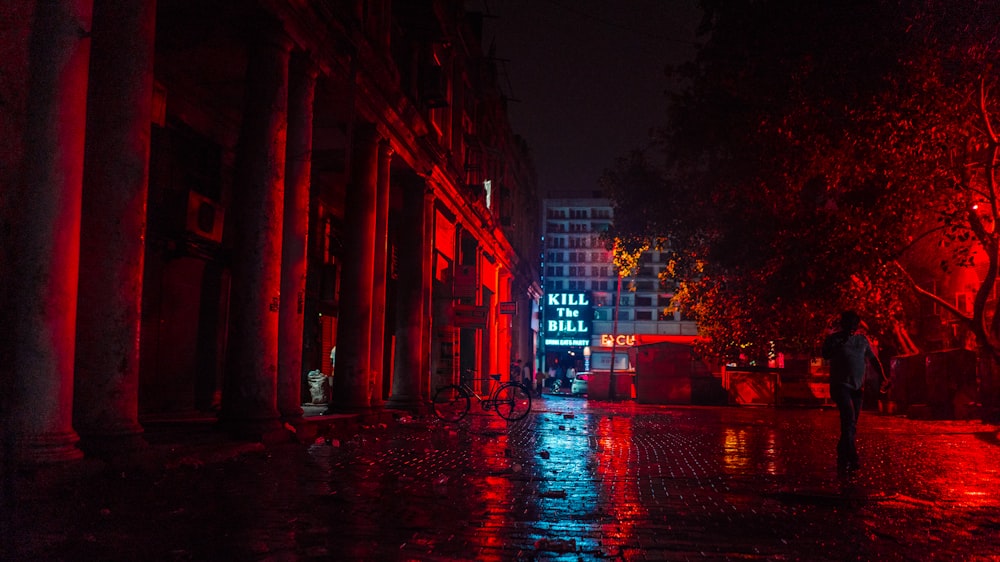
[831,384,863,466]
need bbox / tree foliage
[603,0,1000,365]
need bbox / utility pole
[609,272,622,400]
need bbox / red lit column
[419,187,436,400]
[277,52,317,421]
[330,123,379,411]
[220,23,291,437]
[369,139,393,407]
[388,178,427,409]
[9,0,94,464]
[73,0,156,455]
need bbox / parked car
[571,372,589,395]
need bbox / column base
[383,396,425,414]
[218,415,290,444]
[15,430,84,465]
[77,428,148,458]
[323,402,375,416]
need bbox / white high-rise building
[540,197,699,374]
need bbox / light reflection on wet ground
[302,399,1000,560]
[10,398,1000,560]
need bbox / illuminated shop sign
[543,291,592,347]
[600,334,636,346]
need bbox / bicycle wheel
[492,382,532,421]
[432,385,470,422]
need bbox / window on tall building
[636,296,653,307]
[636,311,653,321]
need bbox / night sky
[470,0,702,196]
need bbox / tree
[605,0,1000,415]
[606,0,915,362]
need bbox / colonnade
[5,1,434,463]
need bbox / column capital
[291,50,320,80]
[242,15,294,54]
[378,138,394,159]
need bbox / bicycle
[431,373,533,422]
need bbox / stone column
[277,52,317,422]
[369,139,392,407]
[9,0,94,463]
[220,22,291,438]
[419,187,436,401]
[73,0,156,456]
[387,178,426,409]
[330,123,379,411]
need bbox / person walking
[521,361,533,389]
[822,310,890,473]
[535,366,546,397]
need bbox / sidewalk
[5,399,1000,560]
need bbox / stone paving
[6,397,1000,561]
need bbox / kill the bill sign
[543,291,592,347]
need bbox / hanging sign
[453,304,488,328]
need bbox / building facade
[540,198,698,376]
[1,0,541,464]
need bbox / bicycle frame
[457,374,504,410]
[431,373,532,422]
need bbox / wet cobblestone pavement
[7,397,1000,561]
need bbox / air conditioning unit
[185,191,224,243]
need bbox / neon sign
[600,334,636,346]
[543,291,592,347]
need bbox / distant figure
[521,361,533,388]
[535,366,546,397]
[822,311,889,473]
[510,359,522,383]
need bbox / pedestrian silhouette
[822,310,889,473]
